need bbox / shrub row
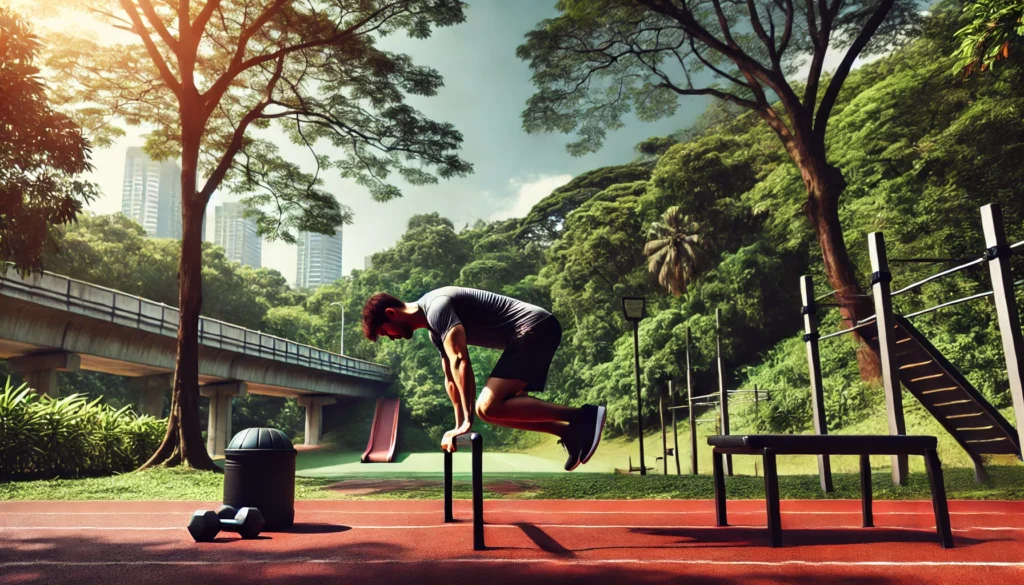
[0,378,166,480]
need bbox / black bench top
[707,434,937,455]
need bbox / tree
[954,0,1024,75]
[644,206,705,296]
[518,0,923,378]
[0,6,97,275]
[41,0,472,469]
[514,163,653,244]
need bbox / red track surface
[2,499,1022,584]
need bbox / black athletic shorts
[488,315,562,392]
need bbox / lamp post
[330,301,345,355]
[622,296,647,475]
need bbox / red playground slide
[361,398,400,463]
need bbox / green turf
[3,464,1023,501]
[295,449,616,477]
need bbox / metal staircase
[868,316,1021,479]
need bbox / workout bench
[708,434,954,549]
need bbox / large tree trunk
[798,145,882,381]
[140,132,218,471]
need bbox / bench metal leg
[860,454,874,528]
[713,448,727,526]
[763,448,782,547]
[443,450,454,523]
[471,433,485,551]
[924,449,954,549]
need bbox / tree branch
[687,36,757,94]
[191,0,223,43]
[814,0,895,135]
[200,56,286,201]
[135,0,180,52]
[747,0,779,69]
[777,0,794,56]
[202,0,406,116]
[117,0,182,98]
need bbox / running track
[1,500,1022,584]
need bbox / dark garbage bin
[223,427,296,530]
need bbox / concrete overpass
[0,265,393,455]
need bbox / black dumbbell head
[187,510,221,542]
[232,507,265,539]
[215,505,237,520]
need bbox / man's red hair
[362,292,405,341]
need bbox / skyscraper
[214,202,262,268]
[296,229,343,288]
[121,147,183,238]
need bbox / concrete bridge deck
[0,265,393,452]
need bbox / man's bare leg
[477,378,580,426]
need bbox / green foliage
[953,0,1024,75]
[0,6,98,275]
[515,163,653,244]
[644,207,708,296]
[43,213,272,329]
[0,379,166,480]
[232,395,305,444]
[12,6,1023,462]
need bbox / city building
[120,147,183,238]
[364,254,374,270]
[296,229,343,288]
[213,202,261,268]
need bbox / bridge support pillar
[8,353,81,398]
[299,396,337,446]
[128,374,172,417]
[201,382,247,458]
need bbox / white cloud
[489,174,573,221]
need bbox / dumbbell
[188,506,264,542]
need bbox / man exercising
[362,286,606,471]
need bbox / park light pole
[622,296,647,475]
[330,301,345,355]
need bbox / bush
[0,378,166,480]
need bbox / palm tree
[644,207,706,296]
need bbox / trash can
[223,427,296,529]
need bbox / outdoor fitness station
[661,314,772,477]
[798,202,1023,490]
[700,203,1024,548]
[429,202,1023,552]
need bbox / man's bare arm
[443,324,475,430]
[440,355,464,428]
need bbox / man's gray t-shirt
[415,286,551,357]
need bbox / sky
[72,0,709,285]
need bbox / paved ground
[1,499,1021,584]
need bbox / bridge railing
[0,265,391,382]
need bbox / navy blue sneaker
[558,434,582,472]
[576,404,607,464]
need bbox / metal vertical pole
[671,379,681,475]
[687,328,697,475]
[869,232,909,486]
[660,386,667,475]
[981,203,1024,457]
[443,450,453,522]
[801,276,834,492]
[340,306,345,355]
[633,322,646,475]
[471,433,485,551]
[716,309,733,476]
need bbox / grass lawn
[3,464,1024,502]
[4,397,1021,502]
